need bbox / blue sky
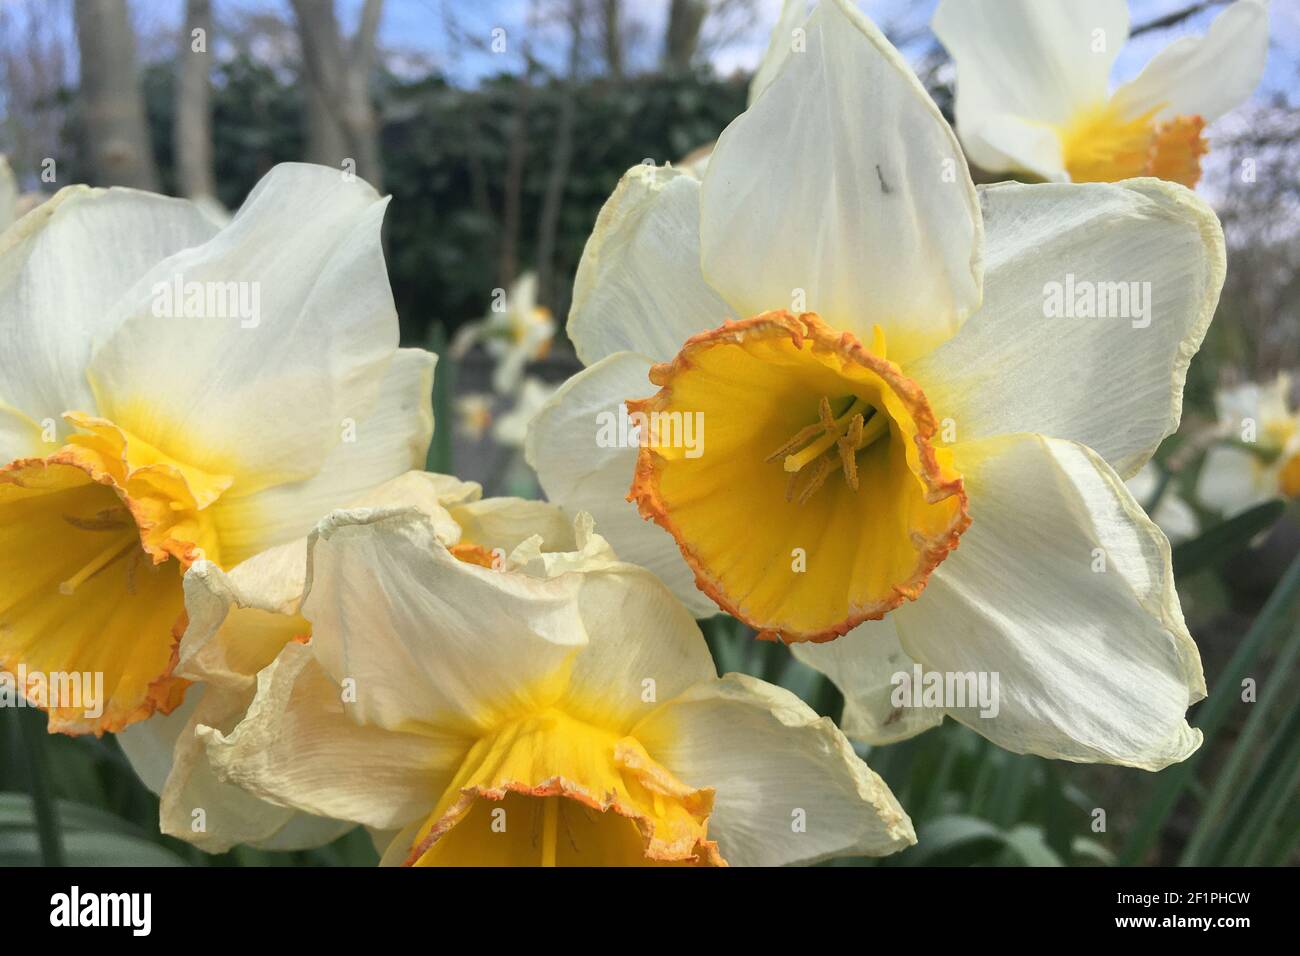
[120,0,1297,106]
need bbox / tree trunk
[290,0,384,190]
[175,0,217,200]
[74,0,159,189]
[536,0,583,308]
[601,0,623,79]
[663,0,708,72]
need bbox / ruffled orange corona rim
[402,711,724,866]
[628,311,970,644]
[0,413,228,734]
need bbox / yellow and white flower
[198,504,914,866]
[1197,374,1300,515]
[454,393,495,441]
[0,163,434,735]
[933,0,1269,187]
[527,0,1221,768]
[118,472,585,852]
[453,271,556,394]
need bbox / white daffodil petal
[449,496,576,557]
[0,186,216,452]
[203,641,467,832]
[1113,0,1269,123]
[302,508,587,734]
[933,0,1129,165]
[0,404,46,469]
[563,563,717,734]
[180,468,477,688]
[1197,444,1272,516]
[117,683,205,796]
[526,351,716,616]
[568,164,736,366]
[165,682,350,851]
[209,347,435,564]
[634,673,915,866]
[791,616,945,745]
[748,0,808,105]
[701,0,981,361]
[911,179,1224,479]
[120,681,343,853]
[896,434,1205,771]
[964,112,1069,182]
[89,164,398,487]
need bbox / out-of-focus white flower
[118,472,582,853]
[454,393,494,441]
[933,0,1269,187]
[198,507,914,866]
[1197,374,1300,515]
[493,377,558,448]
[453,272,555,394]
[528,0,1220,769]
[1127,461,1200,543]
[0,163,434,735]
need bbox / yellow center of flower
[0,413,231,733]
[1058,101,1208,188]
[403,708,722,866]
[628,312,968,644]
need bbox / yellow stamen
[838,413,864,491]
[783,396,870,473]
[796,456,835,505]
[765,422,824,464]
[59,533,138,596]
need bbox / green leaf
[904,815,1007,866]
[1000,825,1064,867]
[1122,548,1300,865]
[1171,499,1284,577]
[1070,837,1116,866]
[1181,613,1300,864]
[0,795,185,867]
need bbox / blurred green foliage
[130,55,746,344]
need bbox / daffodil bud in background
[933,0,1269,187]
[0,163,434,735]
[527,0,1220,769]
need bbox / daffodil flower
[0,164,434,735]
[454,393,495,441]
[933,0,1269,187]
[1197,374,1300,515]
[453,271,556,394]
[527,0,1223,768]
[118,472,585,851]
[198,506,913,866]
